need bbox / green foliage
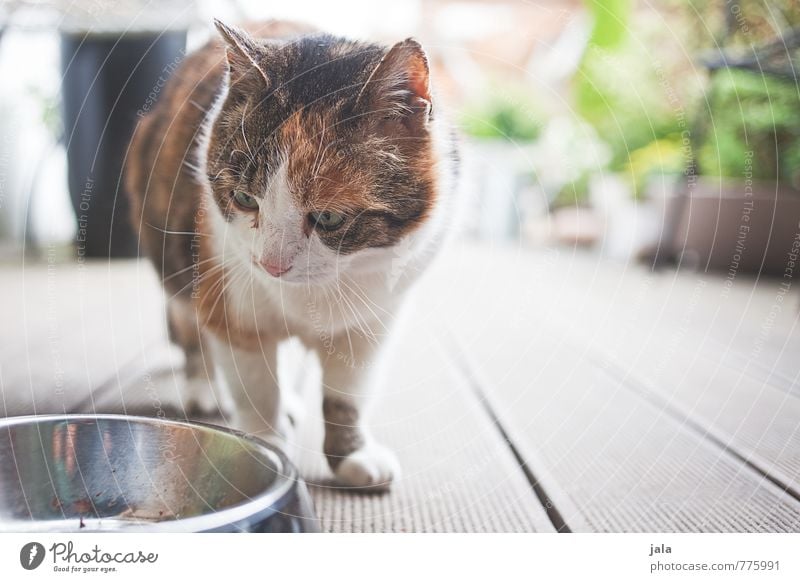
[552,174,591,208]
[576,46,687,172]
[698,68,800,184]
[575,0,690,176]
[585,0,631,49]
[461,87,543,142]
[574,0,632,148]
[624,138,686,198]
[574,0,800,193]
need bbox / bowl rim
[0,413,298,532]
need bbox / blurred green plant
[575,0,688,180]
[699,68,800,185]
[624,138,685,198]
[552,175,591,208]
[576,50,686,172]
[575,0,800,196]
[460,86,544,141]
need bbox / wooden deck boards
[452,333,800,531]
[420,243,800,532]
[1,244,798,532]
[0,260,168,416]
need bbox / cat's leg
[277,337,314,430]
[209,335,288,439]
[318,331,400,490]
[167,299,224,417]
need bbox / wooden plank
[576,328,800,499]
[424,243,800,531]
[0,260,87,414]
[0,259,168,417]
[454,331,800,532]
[508,251,800,499]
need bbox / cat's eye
[309,210,345,231]
[232,190,259,210]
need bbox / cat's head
[204,20,441,285]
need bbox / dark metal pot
[60,30,186,258]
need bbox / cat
[125,19,457,490]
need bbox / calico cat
[125,20,456,489]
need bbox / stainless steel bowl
[0,415,318,532]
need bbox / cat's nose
[261,260,292,277]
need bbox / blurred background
[0,0,798,273]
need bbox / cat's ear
[214,19,270,90]
[356,38,432,130]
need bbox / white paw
[335,442,401,491]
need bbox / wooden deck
[1,242,799,532]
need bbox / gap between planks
[444,329,587,533]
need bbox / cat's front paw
[334,442,400,491]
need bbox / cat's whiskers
[335,291,357,358]
[339,277,393,318]
[336,279,390,341]
[145,222,211,237]
[193,254,236,302]
[161,255,222,283]
[348,295,382,345]
[164,260,228,303]
[200,262,250,327]
[334,284,380,346]
[318,283,356,357]
[320,285,338,351]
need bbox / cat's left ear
[356,38,432,130]
[214,19,270,90]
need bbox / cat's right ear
[355,38,432,133]
[214,19,270,90]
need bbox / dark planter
[61,30,186,258]
[672,177,800,276]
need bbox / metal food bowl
[0,415,318,532]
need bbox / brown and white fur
[125,20,457,490]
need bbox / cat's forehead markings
[272,108,394,213]
[263,158,290,200]
[279,109,306,143]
